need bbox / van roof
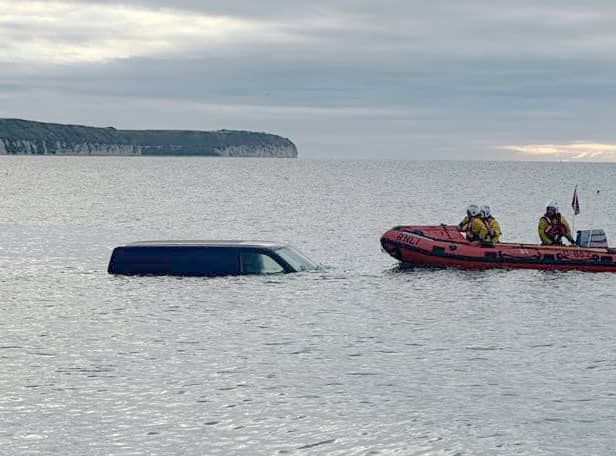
[121,240,287,249]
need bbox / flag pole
[571,185,577,236]
[571,185,580,245]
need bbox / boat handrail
[399,228,611,252]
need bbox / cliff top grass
[0,118,293,148]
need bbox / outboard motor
[576,229,608,248]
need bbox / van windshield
[275,247,317,272]
[241,252,285,274]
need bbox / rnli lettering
[396,233,419,246]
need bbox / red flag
[571,186,580,215]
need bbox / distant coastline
[0,118,297,158]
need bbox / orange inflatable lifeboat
[380,225,616,272]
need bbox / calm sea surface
[1,157,616,455]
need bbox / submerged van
[107,241,317,276]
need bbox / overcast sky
[2,1,616,160]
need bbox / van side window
[114,246,241,276]
[241,252,285,274]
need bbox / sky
[2,1,616,160]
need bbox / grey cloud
[3,0,616,159]
[6,1,616,62]
[68,0,616,18]
[65,0,616,49]
[4,55,614,108]
[3,54,616,158]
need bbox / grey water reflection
[1,157,616,455]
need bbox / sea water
[1,157,615,455]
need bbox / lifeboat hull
[381,225,616,272]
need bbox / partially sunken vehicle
[108,241,317,276]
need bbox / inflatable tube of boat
[381,225,616,272]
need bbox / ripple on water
[2,158,616,455]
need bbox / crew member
[458,204,479,231]
[481,205,501,243]
[538,201,575,245]
[459,204,488,242]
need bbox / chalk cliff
[0,119,297,158]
